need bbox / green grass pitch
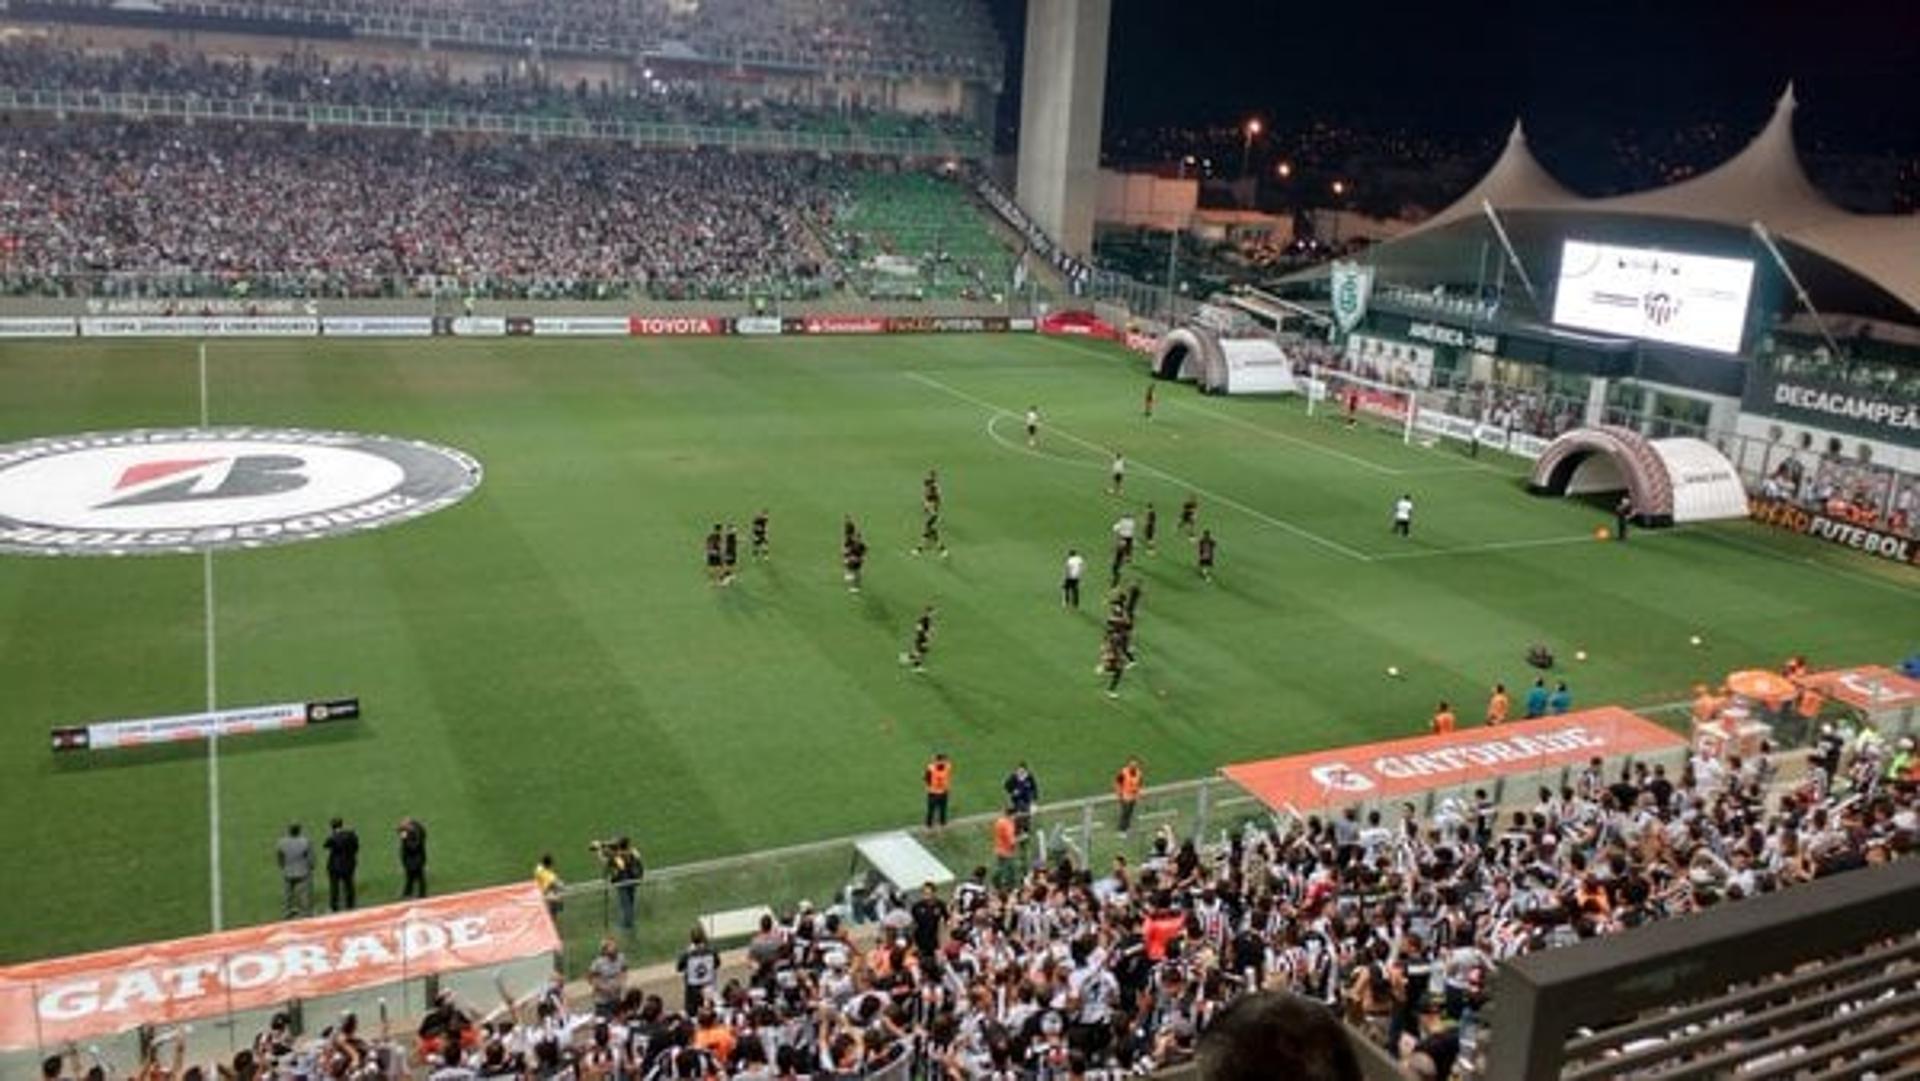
[0,332,1913,963]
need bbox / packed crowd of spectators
[0,40,984,144]
[1760,455,1919,538]
[0,121,934,300]
[81,718,1908,1080]
[1763,340,1920,402]
[44,0,1003,83]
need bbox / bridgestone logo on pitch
[0,428,482,556]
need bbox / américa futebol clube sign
[0,427,482,556]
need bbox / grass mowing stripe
[199,339,224,932]
[1370,533,1609,561]
[904,371,1373,564]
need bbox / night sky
[990,0,1920,165]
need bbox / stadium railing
[540,720,1707,978]
[0,89,989,161]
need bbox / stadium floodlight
[1481,198,1539,307]
[1752,220,1844,359]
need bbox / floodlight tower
[1014,0,1111,259]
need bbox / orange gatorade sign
[1801,666,1920,712]
[1223,707,1684,811]
[0,884,558,1050]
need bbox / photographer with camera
[589,836,644,933]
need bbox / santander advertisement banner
[802,316,889,335]
[0,885,559,1049]
[1038,310,1122,341]
[1222,707,1685,811]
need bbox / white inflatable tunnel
[1529,426,1749,526]
[1649,438,1750,523]
[1153,328,1298,395]
[1154,328,1225,389]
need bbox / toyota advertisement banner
[628,316,725,336]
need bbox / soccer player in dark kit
[703,524,723,584]
[721,523,739,584]
[750,509,770,559]
[901,605,936,671]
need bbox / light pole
[1329,180,1349,247]
[1241,118,1262,181]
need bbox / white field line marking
[1162,396,1403,476]
[199,340,223,931]
[1035,334,1512,477]
[1370,533,1604,561]
[983,412,1102,470]
[907,371,1372,563]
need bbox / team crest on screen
[0,428,482,555]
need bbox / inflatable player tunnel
[1528,425,1750,527]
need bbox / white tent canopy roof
[1396,85,1920,318]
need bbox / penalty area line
[905,371,1372,564]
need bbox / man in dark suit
[324,817,360,911]
[398,817,429,898]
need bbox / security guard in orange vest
[1115,757,1144,836]
[1486,685,1510,726]
[1431,702,1457,736]
[924,753,952,830]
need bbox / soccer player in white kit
[1110,450,1126,495]
[1392,494,1414,537]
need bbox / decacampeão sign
[0,428,482,556]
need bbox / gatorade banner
[0,884,560,1050]
[1223,707,1685,811]
[1800,666,1920,714]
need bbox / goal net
[1305,365,1419,444]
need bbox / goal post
[1306,365,1418,444]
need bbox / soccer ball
[1575,650,1588,661]
[1689,635,1703,647]
[1386,666,1401,678]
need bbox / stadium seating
[0,120,1017,301]
[96,0,1004,82]
[826,171,1017,302]
[0,40,986,148]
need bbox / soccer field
[0,332,1913,963]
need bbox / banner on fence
[0,884,560,1050]
[801,316,888,335]
[322,316,433,338]
[437,316,507,337]
[0,317,78,338]
[1411,408,1549,461]
[1223,707,1685,811]
[79,317,319,338]
[628,316,724,337]
[532,316,631,337]
[1749,496,1920,566]
[887,316,1009,334]
[734,316,783,336]
[1038,310,1121,341]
